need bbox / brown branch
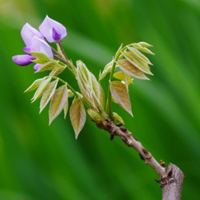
[99,119,184,200]
[160,164,184,200]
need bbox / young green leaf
[117,59,149,80]
[70,98,86,139]
[68,89,74,98]
[36,60,58,73]
[138,47,154,55]
[128,47,152,65]
[40,79,59,113]
[113,71,133,84]
[76,60,105,110]
[31,77,51,103]
[99,60,113,81]
[113,112,125,124]
[132,43,154,55]
[24,77,46,93]
[131,43,142,49]
[110,81,133,116]
[63,100,69,119]
[123,71,130,91]
[49,64,66,77]
[76,61,94,107]
[100,86,105,110]
[91,74,105,110]
[123,52,153,75]
[111,95,117,103]
[30,52,51,64]
[137,41,153,48]
[49,85,68,124]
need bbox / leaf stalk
[106,45,124,119]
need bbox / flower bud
[21,23,44,46]
[39,16,67,43]
[12,55,35,66]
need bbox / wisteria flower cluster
[12,16,154,139]
[12,16,66,70]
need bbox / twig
[99,119,184,200]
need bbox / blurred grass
[0,0,200,199]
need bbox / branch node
[139,153,145,161]
[142,148,152,159]
[121,136,127,143]
[167,168,173,177]
[120,127,127,133]
[125,139,132,147]
[127,131,132,136]
[121,136,132,147]
[142,148,148,155]
[133,136,138,141]
[104,118,110,122]
[169,178,175,184]
[160,160,166,169]
[154,178,160,183]
[116,122,123,127]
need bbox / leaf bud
[87,109,102,122]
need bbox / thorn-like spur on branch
[100,118,184,200]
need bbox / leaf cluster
[100,42,154,119]
[25,42,154,138]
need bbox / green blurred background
[0,0,200,199]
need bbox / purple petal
[21,23,44,46]
[39,15,67,43]
[34,63,42,71]
[12,55,35,66]
[23,46,31,54]
[30,36,53,58]
[52,27,62,41]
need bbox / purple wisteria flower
[39,16,67,43]
[13,16,65,70]
[12,55,35,66]
[13,36,53,70]
[13,23,45,68]
[30,36,53,71]
[21,23,44,47]
[30,36,53,58]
